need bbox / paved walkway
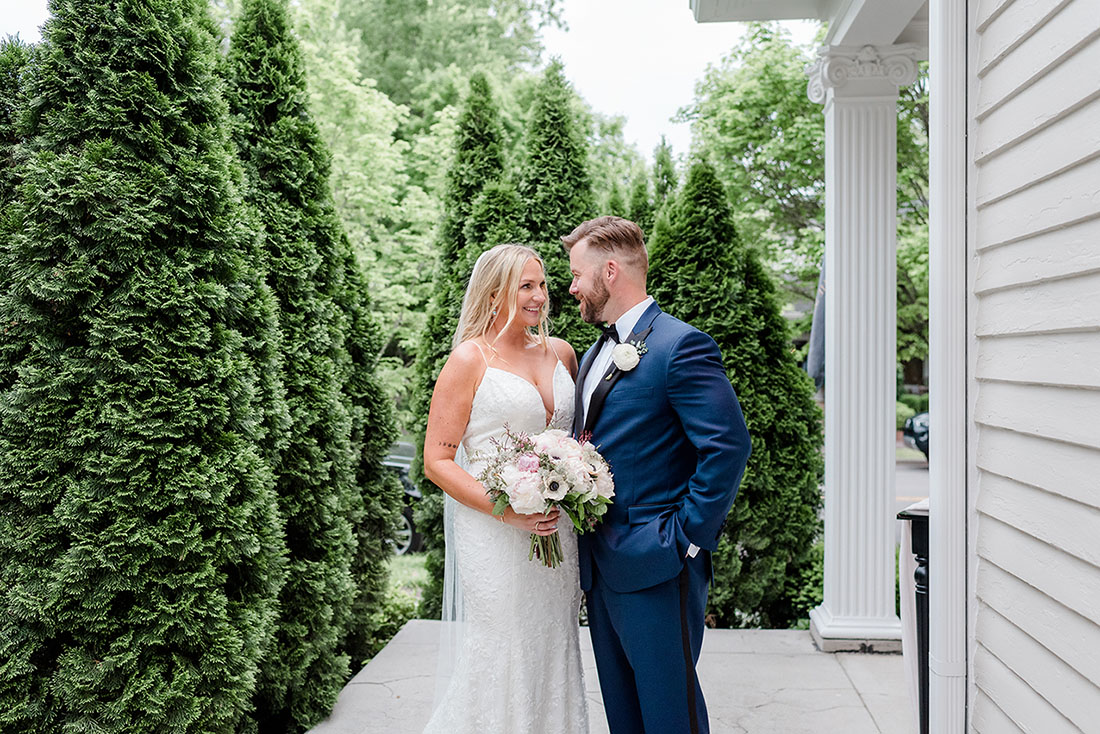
[308,620,916,734]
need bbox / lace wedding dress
[423,360,589,734]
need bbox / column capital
[806,43,921,104]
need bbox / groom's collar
[609,296,655,342]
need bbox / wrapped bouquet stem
[477,427,615,568]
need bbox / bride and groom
[422,216,751,734]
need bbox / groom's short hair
[561,216,649,276]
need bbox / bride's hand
[502,507,560,536]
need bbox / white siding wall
[969,0,1100,730]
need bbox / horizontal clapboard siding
[971,0,1100,730]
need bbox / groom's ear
[604,258,620,283]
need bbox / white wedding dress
[423,359,589,734]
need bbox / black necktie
[601,324,620,344]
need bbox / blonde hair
[452,244,551,351]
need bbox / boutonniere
[607,339,647,378]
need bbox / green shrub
[897,401,917,429]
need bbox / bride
[421,244,589,733]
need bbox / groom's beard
[579,278,610,324]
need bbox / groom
[565,216,751,734]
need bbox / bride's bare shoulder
[442,340,488,379]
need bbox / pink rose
[516,453,540,473]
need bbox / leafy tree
[292,0,435,427]
[340,0,562,135]
[585,111,645,217]
[679,23,825,312]
[649,161,823,628]
[519,59,599,351]
[0,0,286,729]
[410,72,511,618]
[682,22,930,369]
[227,0,378,726]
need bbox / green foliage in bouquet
[518,59,600,353]
[649,160,824,628]
[0,0,287,729]
[227,0,398,727]
[410,72,513,618]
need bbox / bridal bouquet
[477,427,615,568]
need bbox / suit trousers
[586,553,710,734]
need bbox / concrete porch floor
[308,620,916,734]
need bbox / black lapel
[582,319,656,435]
[573,341,600,436]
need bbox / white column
[806,44,920,652]
[929,0,968,728]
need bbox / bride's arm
[424,343,559,535]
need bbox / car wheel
[392,506,423,556]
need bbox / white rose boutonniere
[608,339,647,378]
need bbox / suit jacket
[574,301,751,593]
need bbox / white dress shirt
[580,296,654,422]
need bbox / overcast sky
[0,0,818,161]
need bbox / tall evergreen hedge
[227,0,397,727]
[0,37,32,393]
[0,0,287,730]
[649,161,823,628]
[411,72,511,619]
[627,172,654,237]
[518,59,598,351]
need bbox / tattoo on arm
[438,441,459,449]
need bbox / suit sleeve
[666,329,751,553]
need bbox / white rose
[509,473,549,515]
[533,429,568,455]
[594,466,615,499]
[611,342,641,372]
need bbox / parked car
[383,441,423,555]
[903,411,929,461]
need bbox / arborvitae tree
[627,171,654,237]
[227,0,396,727]
[606,182,626,217]
[0,0,287,730]
[649,161,823,628]
[0,38,32,392]
[462,181,528,263]
[653,135,677,209]
[411,72,509,618]
[0,38,29,204]
[518,59,598,351]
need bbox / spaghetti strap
[546,337,561,364]
[471,341,491,367]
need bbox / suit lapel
[582,303,661,435]
[573,342,600,436]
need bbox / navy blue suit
[574,301,750,734]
